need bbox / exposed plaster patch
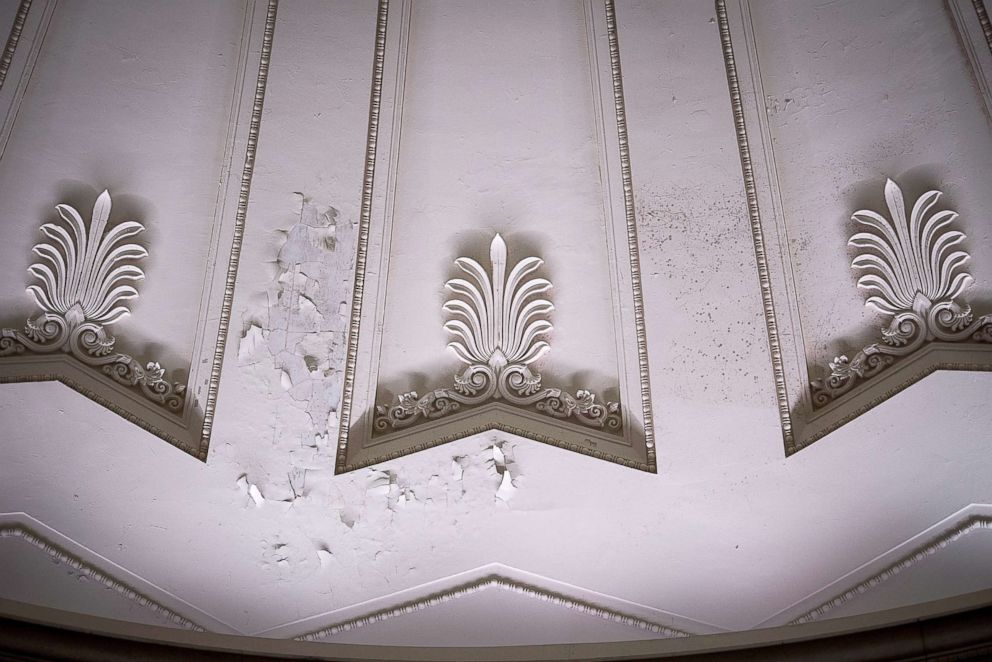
[237,194,357,448]
[237,474,265,507]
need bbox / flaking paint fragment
[238,324,267,364]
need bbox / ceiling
[1,0,991,653]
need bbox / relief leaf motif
[374,234,622,432]
[811,179,992,407]
[1,191,186,412]
[27,190,147,326]
[443,233,552,370]
[850,179,972,317]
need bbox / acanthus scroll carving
[1,190,186,412]
[374,234,622,432]
[811,179,992,406]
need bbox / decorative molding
[374,235,622,433]
[789,514,992,625]
[295,575,692,641]
[0,0,31,92]
[336,0,388,471]
[975,0,992,58]
[340,412,650,474]
[950,0,992,117]
[811,179,992,405]
[337,1,654,472]
[0,520,204,631]
[604,0,656,465]
[717,0,992,453]
[1,191,186,412]
[0,1,278,461]
[199,0,278,455]
[715,0,794,452]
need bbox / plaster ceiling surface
[1,0,992,652]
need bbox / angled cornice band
[0,512,238,633]
[295,575,692,642]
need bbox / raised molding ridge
[336,0,389,472]
[296,576,689,641]
[347,407,647,474]
[948,0,992,118]
[974,0,992,57]
[0,512,238,634]
[254,563,721,641]
[604,0,656,468]
[757,504,992,628]
[0,0,31,92]
[715,0,794,452]
[199,0,278,454]
[0,0,54,162]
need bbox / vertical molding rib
[975,0,992,56]
[199,0,278,458]
[604,0,656,468]
[336,0,389,473]
[0,0,31,92]
[715,0,794,452]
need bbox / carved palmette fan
[374,234,621,432]
[811,179,992,406]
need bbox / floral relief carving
[0,190,186,412]
[811,179,992,406]
[374,234,622,432]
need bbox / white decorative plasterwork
[788,513,992,625]
[373,234,622,432]
[811,179,992,405]
[0,520,204,631]
[0,191,185,412]
[295,574,690,641]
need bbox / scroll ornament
[374,234,622,432]
[0,191,186,412]
[811,179,992,406]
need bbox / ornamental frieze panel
[373,234,623,433]
[717,0,992,454]
[0,0,277,459]
[810,180,992,404]
[335,0,655,473]
[0,191,186,411]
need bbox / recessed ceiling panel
[337,0,655,472]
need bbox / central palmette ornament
[374,234,622,432]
